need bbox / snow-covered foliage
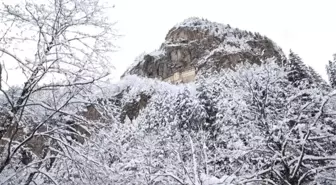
[104,60,336,185]
[2,57,336,184]
[327,54,336,89]
[0,0,116,184]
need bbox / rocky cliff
[123,17,286,83]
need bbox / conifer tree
[307,66,328,88]
[287,50,312,86]
[326,54,336,88]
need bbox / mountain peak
[165,17,231,42]
[172,17,228,33]
[124,18,285,83]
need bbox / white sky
[110,0,336,80]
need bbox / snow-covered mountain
[124,17,285,82]
[2,16,336,185]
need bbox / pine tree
[287,50,312,86]
[196,76,220,135]
[174,88,206,131]
[326,54,336,88]
[307,66,328,89]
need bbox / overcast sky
[110,0,336,79]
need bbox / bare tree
[0,0,116,182]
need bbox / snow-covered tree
[326,54,336,88]
[203,61,336,184]
[0,0,116,183]
[308,66,328,89]
[287,50,312,87]
[196,74,221,133]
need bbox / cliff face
[123,17,286,83]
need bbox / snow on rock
[123,17,285,82]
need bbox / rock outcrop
[123,17,286,83]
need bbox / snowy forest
[1,0,336,185]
